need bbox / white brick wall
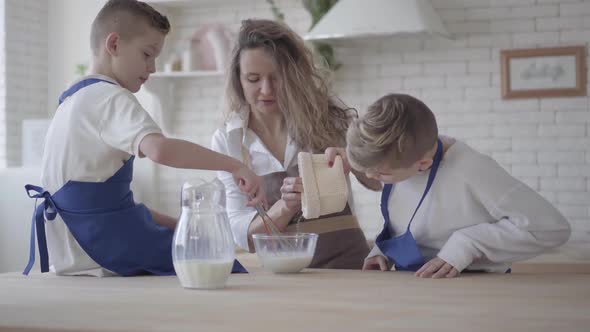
[146,0,590,241]
[1,0,48,167]
[0,0,6,168]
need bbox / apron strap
[378,184,394,238]
[377,138,443,240]
[23,185,59,275]
[405,139,443,231]
[380,184,393,222]
[58,78,114,105]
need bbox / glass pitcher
[172,179,235,289]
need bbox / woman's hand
[280,177,303,213]
[324,147,351,174]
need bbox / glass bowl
[252,233,318,273]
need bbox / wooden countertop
[511,252,590,274]
[1,262,589,332]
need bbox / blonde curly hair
[225,19,354,153]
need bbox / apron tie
[23,185,58,275]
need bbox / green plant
[267,0,340,71]
[266,0,285,22]
[75,63,88,77]
[303,0,340,70]
[303,0,338,28]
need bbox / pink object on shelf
[191,24,234,71]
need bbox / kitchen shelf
[151,70,224,78]
[140,0,228,134]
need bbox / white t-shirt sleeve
[211,129,257,251]
[437,155,571,272]
[99,90,162,156]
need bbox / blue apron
[23,78,246,276]
[375,139,443,272]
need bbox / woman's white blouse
[210,111,300,250]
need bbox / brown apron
[260,166,370,270]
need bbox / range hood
[304,0,450,41]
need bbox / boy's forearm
[141,134,242,172]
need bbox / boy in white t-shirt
[24,0,264,276]
[341,93,570,278]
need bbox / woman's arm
[210,128,303,252]
[210,129,299,252]
[211,130,260,251]
[246,198,299,252]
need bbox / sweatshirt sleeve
[437,156,571,272]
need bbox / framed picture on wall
[500,46,587,99]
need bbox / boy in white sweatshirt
[344,93,570,278]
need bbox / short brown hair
[90,0,170,54]
[346,94,438,171]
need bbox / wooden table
[1,263,589,332]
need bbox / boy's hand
[280,177,303,213]
[324,147,351,174]
[415,257,460,278]
[233,165,266,208]
[362,255,389,271]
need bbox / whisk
[253,202,283,236]
[253,202,295,250]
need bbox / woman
[211,19,380,269]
